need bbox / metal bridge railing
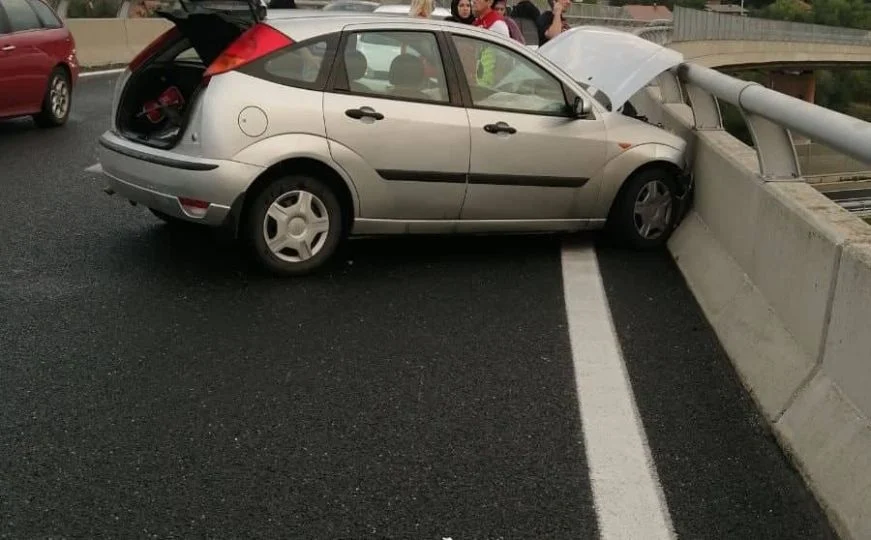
[565,15,658,29]
[632,7,871,47]
[655,62,871,180]
[670,6,871,46]
[633,24,674,44]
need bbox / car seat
[345,50,372,93]
[388,53,431,101]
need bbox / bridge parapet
[635,61,871,540]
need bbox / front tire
[33,67,71,128]
[245,174,343,276]
[609,167,680,250]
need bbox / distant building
[704,0,748,16]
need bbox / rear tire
[245,174,343,276]
[609,167,680,250]
[33,67,71,128]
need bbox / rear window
[239,33,340,92]
[262,38,330,86]
[2,0,42,32]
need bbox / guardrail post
[742,112,802,180]
[657,71,683,104]
[683,83,721,129]
[738,86,802,180]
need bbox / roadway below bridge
[0,73,839,538]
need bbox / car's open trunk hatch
[114,6,257,149]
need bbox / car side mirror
[570,96,592,119]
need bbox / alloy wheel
[50,76,70,120]
[261,190,331,263]
[633,179,673,240]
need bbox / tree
[760,0,811,21]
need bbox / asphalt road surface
[0,73,838,539]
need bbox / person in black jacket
[536,0,570,46]
[510,0,541,45]
[445,0,475,23]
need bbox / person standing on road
[536,0,570,46]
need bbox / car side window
[25,0,60,28]
[2,0,42,32]
[336,30,450,104]
[261,38,331,86]
[451,34,568,116]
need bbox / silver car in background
[96,1,691,276]
[321,0,380,12]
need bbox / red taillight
[129,27,182,72]
[179,197,209,209]
[204,24,293,78]
[179,197,210,218]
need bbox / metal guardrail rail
[565,15,659,28]
[654,62,871,180]
[633,24,673,44]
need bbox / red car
[0,0,79,127]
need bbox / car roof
[324,0,380,5]
[372,4,452,16]
[266,11,507,43]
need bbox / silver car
[96,1,691,276]
[321,0,380,12]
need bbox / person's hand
[553,0,564,15]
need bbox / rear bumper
[97,131,264,226]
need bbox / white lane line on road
[561,242,675,540]
[79,68,125,78]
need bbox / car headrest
[388,53,425,88]
[345,50,368,81]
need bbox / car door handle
[1,45,15,52]
[483,121,516,135]
[345,107,384,121]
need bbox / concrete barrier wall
[669,39,871,69]
[69,18,172,67]
[642,88,871,539]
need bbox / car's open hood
[537,26,683,111]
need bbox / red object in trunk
[141,85,185,124]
